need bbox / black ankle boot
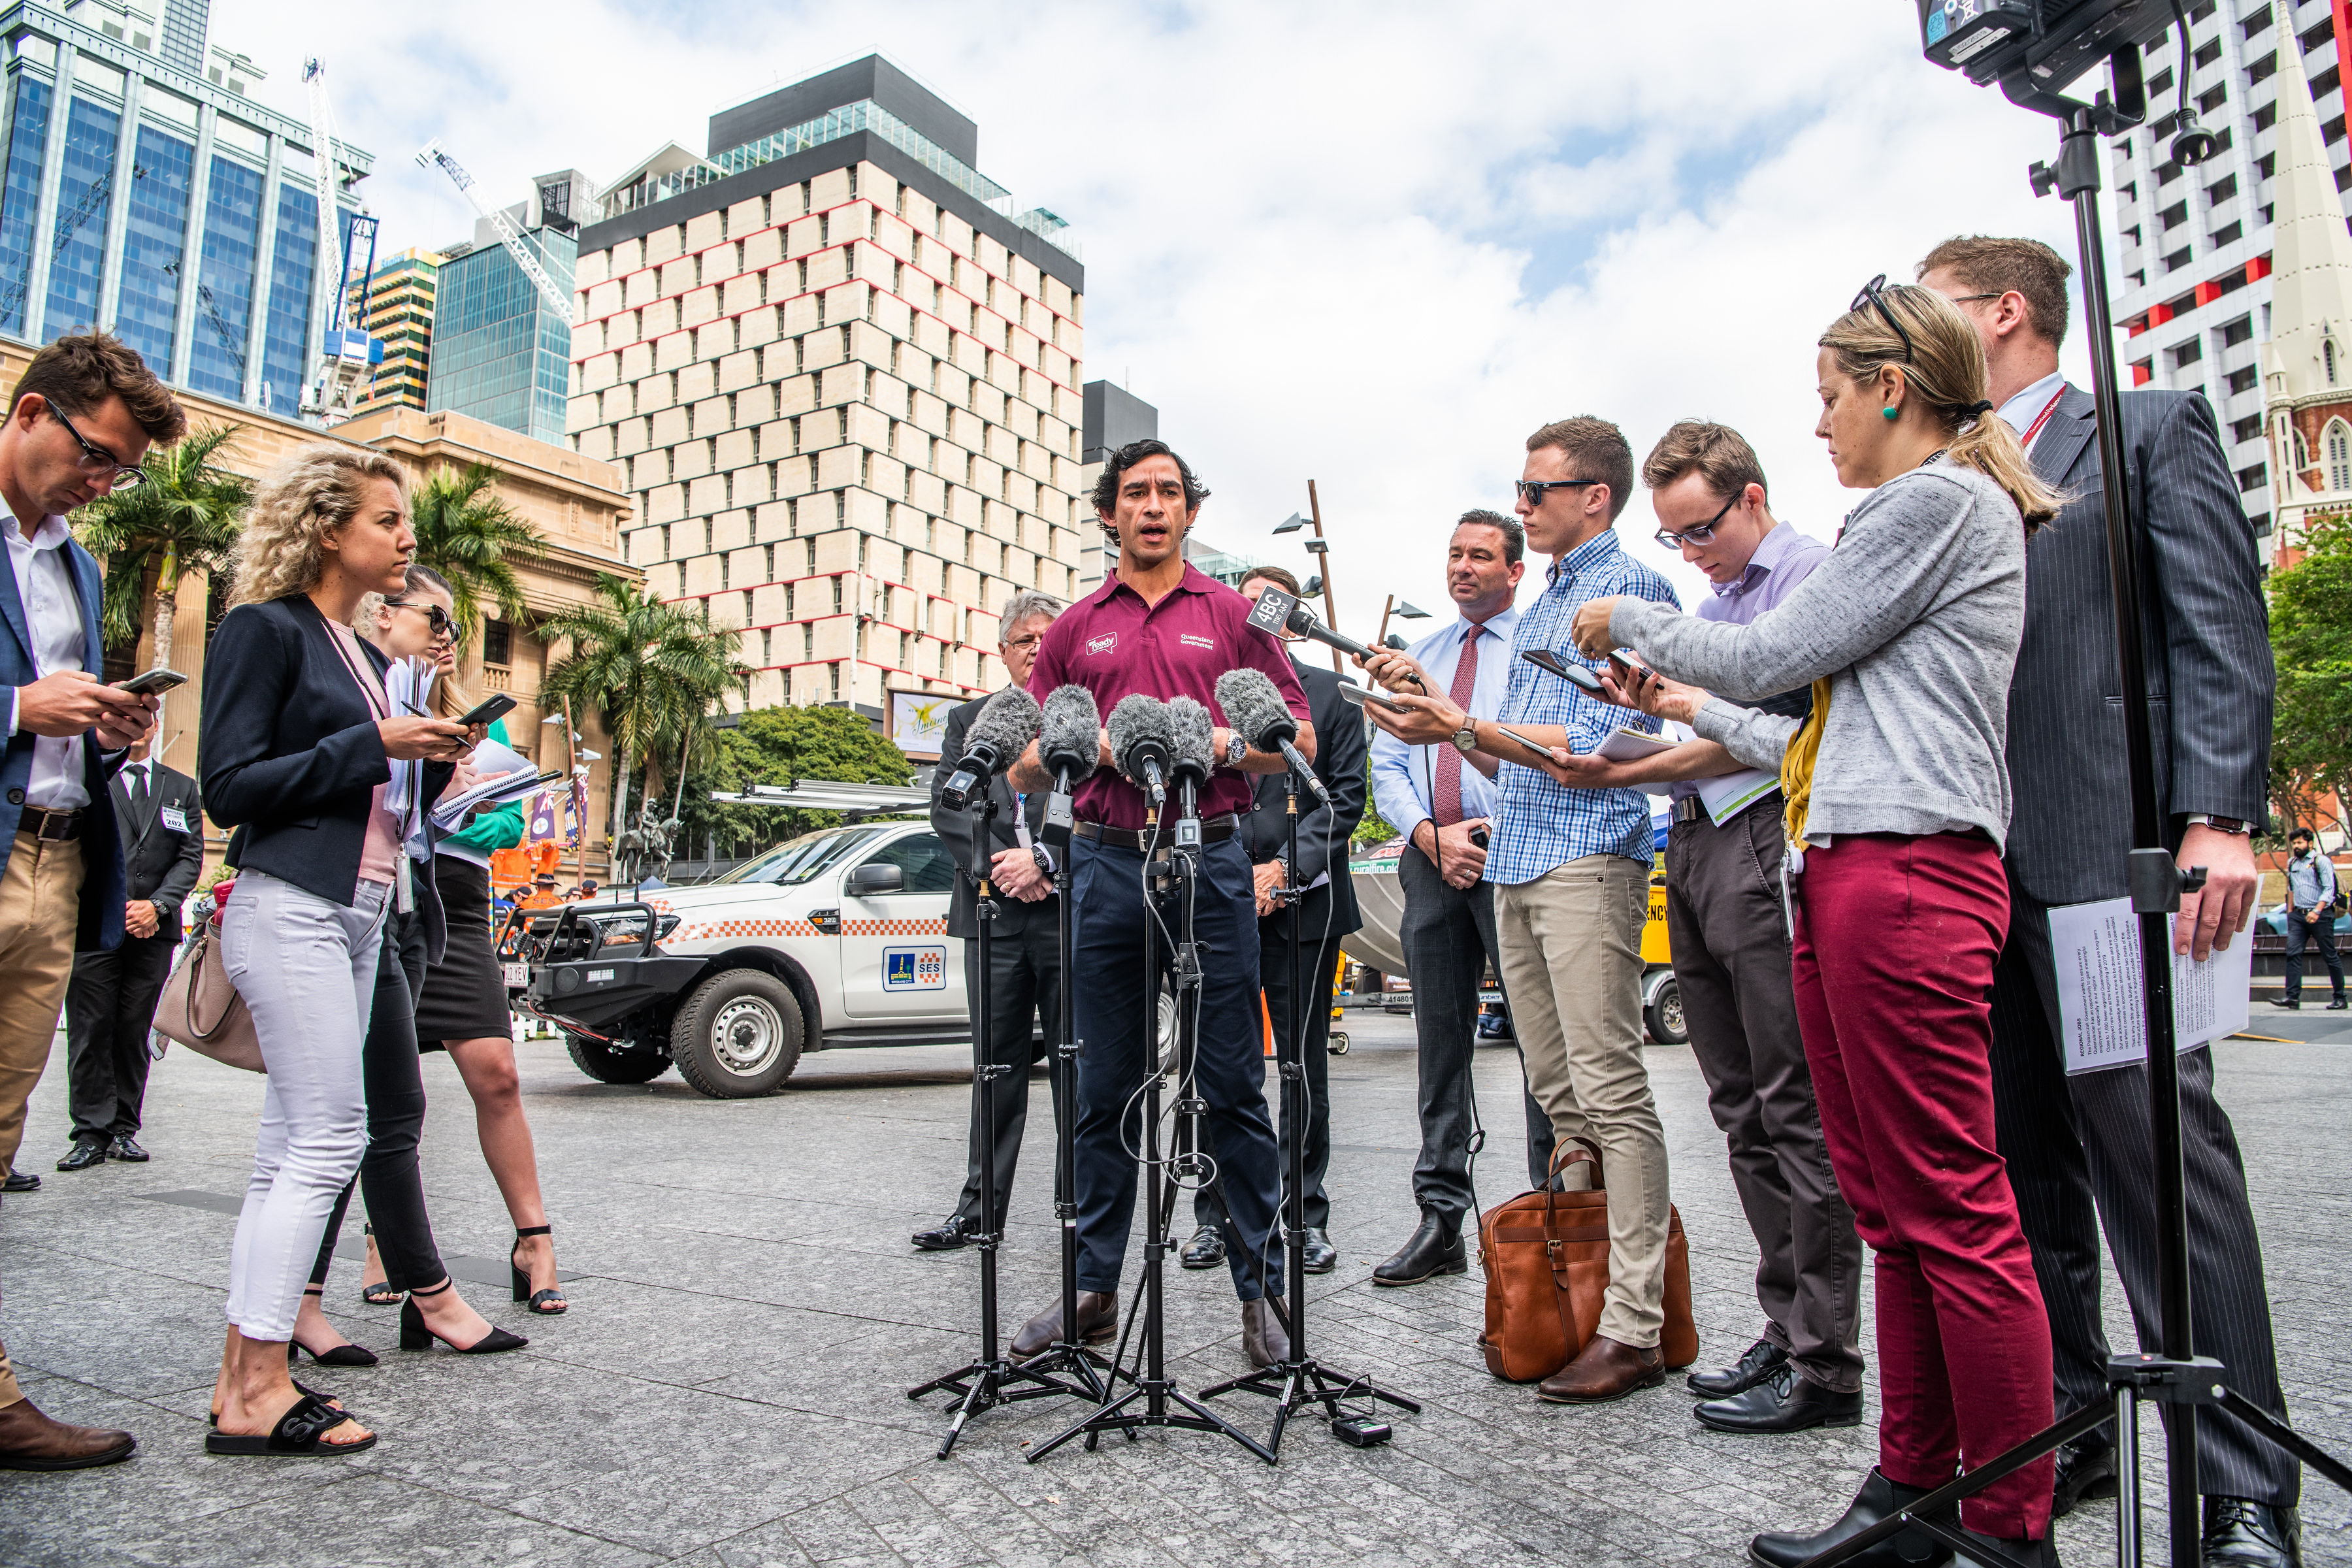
[1750,1467,1954,1568]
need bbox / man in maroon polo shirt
[1003,439,1314,1371]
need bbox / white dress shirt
[4,510,91,810]
[1997,368,2068,455]
[1368,606,1520,843]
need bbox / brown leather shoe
[0,1396,135,1470]
[1535,1335,1666,1405]
[1241,1298,1290,1369]
[1009,1291,1117,1360]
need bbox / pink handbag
[151,881,263,1073]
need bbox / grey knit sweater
[1609,463,2026,848]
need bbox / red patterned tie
[1432,625,1480,827]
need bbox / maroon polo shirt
[1028,563,1311,830]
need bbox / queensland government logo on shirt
[1086,632,1117,655]
[1180,634,1214,651]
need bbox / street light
[1377,596,1431,652]
[1270,487,1345,672]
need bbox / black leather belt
[1671,790,1778,825]
[1075,814,1242,850]
[17,805,84,842]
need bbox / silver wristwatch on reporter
[1452,722,1478,755]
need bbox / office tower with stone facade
[353,245,438,415]
[569,56,1085,716]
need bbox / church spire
[2261,5,2352,403]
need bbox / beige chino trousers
[0,832,85,1407]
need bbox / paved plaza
[1,1007,2347,1567]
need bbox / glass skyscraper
[0,5,372,417]
[427,227,574,446]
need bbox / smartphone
[1606,652,1658,687]
[116,667,187,695]
[1520,648,1605,696]
[1493,725,1557,760]
[457,693,517,727]
[1339,683,1409,713]
[1469,826,1490,849]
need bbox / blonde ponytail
[1946,408,2060,532]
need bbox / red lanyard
[2017,386,2065,451]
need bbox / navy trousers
[1071,835,1284,1303]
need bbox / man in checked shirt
[1362,415,1683,1406]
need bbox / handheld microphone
[1245,587,1425,690]
[938,686,1041,813]
[1038,684,1100,847]
[1214,667,1332,809]
[1106,694,1171,808]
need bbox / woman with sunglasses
[290,563,527,1367]
[1572,280,2063,1565]
[350,570,570,1318]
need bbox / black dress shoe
[910,1216,973,1251]
[2051,1437,2118,1518]
[108,1134,148,1163]
[1695,1363,1863,1433]
[1299,1226,1337,1275]
[56,1140,108,1173]
[1180,1226,1226,1270]
[1,1171,37,1193]
[2330,998,2348,1011]
[1371,1211,1465,1286]
[1688,1335,1789,1398]
[2203,1497,2301,1567]
[2271,996,2301,1009]
[1750,1467,1954,1568]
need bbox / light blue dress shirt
[1368,606,1520,847]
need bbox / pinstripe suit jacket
[2006,384,2274,907]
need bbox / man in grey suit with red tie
[57,729,202,1171]
[1925,237,2298,1568]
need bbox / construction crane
[298,57,382,423]
[415,140,577,321]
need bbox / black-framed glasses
[1654,488,1743,551]
[1851,274,1915,364]
[1514,478,1605,505]
[387,598,457,640]
[47,402,143,489]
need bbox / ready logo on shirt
[1086,632,1117,656]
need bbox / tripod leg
[2115,1386,2140,1568]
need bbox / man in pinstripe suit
[1924,238,2299,1568]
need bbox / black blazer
[931,689,1056,940]
[1243,653,1366,939]
[112,760,203,936]
[199,594,452,960]
[2007,387,2274,907]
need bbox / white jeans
[220,869,388,1341]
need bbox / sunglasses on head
[1852,274,1916,364]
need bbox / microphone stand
[1029,772,1274,1464]
[907,783,1082,1456]
[1201,757,1420,1451]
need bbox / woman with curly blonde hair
[198,446,495,1457]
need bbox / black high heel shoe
[510,1224,567,1315]
[289,1286,379,1366]
[399,1279,528,1354]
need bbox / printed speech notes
[2050,896,2252,1075]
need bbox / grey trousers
[1666,802,1863,1392]
[1990,866,2297,1507]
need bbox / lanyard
[2017,386,2065,453]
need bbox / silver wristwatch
[1226,733,1249,766]
[1452,723,1478,755]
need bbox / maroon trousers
[1791,832,2053,1541]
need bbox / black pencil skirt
[414,855,513,1050]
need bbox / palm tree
[73,421,251,680]
[538,575,750,851]
[408,461,543,632]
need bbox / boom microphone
[938,685,1041,813]
[1243,587,1424,690]
[1166,696,1215,795]
[1106,693,1171,807]
[1215,667,1331,809]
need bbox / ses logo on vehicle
[883,946,949,990]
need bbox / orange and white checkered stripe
[674,917,825,942]
[841,918,949,936]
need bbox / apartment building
[353,244,438,416]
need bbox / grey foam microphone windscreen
[1215,666,1297,748]
[1106,693,1171,791]
[963,684,1043,767]
[1166,696,1215,785]
[1039,684,1101,781]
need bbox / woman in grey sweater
[1576,280,2064,1567]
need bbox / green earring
[1882,405,1900,421]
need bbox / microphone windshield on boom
[1106,693,1171,806]
[938,685,1041,812]
[1215,667,1333,809]
[1039,685,1102,783]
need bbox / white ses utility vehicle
[514,817,973,1098]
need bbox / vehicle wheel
[1328,1032,1350,1056]
[670,969,805,1098]
[563,1032,671,1084]
[1644,976,1688,1046]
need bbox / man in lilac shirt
[1550,423,1862,1435]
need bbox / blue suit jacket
[0,529,126,951]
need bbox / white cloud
[215,0,2102,620]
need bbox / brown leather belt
[1075,814,1242,850]
[1670,796,1707,824]
[16,805,84,842]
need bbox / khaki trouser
[0,831,85,1408]
[1494,852,1669,1348]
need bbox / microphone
[1106,693,1171,807]
[1166,696,1215,795]
[938,686,1041,813]
[1244,587,1425,690]
[1038,684,1100,848]
[1214,667,1331,809]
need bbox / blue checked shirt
[1488,529,1680,885]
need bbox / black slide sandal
[211,1381,344,1427]
[204,1392,374,1456]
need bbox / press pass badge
[159,806,190,834]
[396,853,415,915]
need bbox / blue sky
[218,0,2102,620]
